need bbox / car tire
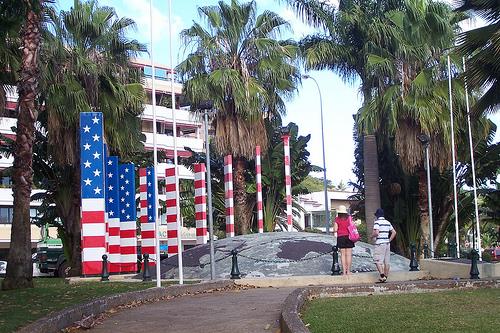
[56,261,70,278]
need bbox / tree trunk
[433,194,453,251]
[417,168,430,258]
[363,134,381,243]
[233,157,251,234]
[2,1,41,290]
[55,165,82,276]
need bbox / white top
[373,217,394,245]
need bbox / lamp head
[281,126,290,136]
[417,134,430,146]
[198,100,213,110]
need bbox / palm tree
[356,0,462,249]
[35,0,146,275]
[2,0,44,291]
[177,0,300,234]
[284,0,404,239]
[456,0,500,114]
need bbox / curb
[17,280,235,333]
[280,279,500,333]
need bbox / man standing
[372,208,396,282]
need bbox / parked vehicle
[489,246,500,261]
[0,260,6,277]
[36,237,68,277]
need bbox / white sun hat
[337,205,348,214]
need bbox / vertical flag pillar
[166,167,179,256]
[256,146,264,233]
[224,155,235,237]
[119,163,138,273]
[80,112,106,276]
[140,167,157,267]
[194,164,208,244]
[105,156,121,273]
[282,133,293,232]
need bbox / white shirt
[373,217,394,245]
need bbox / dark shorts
[337,235,355,248]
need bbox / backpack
[347,216,361,242]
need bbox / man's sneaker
[378,274,387,283]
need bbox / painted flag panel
[105,155,121,273]
[119,163,137,272]
[194,163,207,244]
[282,134,293,232]
[139,167,157,266]
[165,166,178,256]
[224,155,234,237]
[80,112,106,275]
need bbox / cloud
[103,0,184,46]
[279,7,316,38]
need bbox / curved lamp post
[199,100,216,279]
[418,134,434,258]
[302,74,330,234]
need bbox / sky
[56,0,499,188]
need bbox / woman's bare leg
[340,248,348,275]
[345,248,353,275]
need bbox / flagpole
[149,0,161,288]
[462,57,482,260]
[169,0,183,284]
[447,55,460,258]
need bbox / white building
[0,59,204,257]
[297,190,359,232]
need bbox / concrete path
[86,287,294,333]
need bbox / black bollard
[331,245,341,275]
[230,249,241,279]
[423,243,429,259]
[101,254,109,281]
[409,244,419,271]
[142,253,152,281]
[469,249,480,279]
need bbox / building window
[0,176,12,186]
[0,206,41,224]
[142,120,153,133]
[0,207,11,224]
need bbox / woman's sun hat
[337,205,348,214]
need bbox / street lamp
[417,133,434,258]
[199,100,216,279]
[302,74,330,234]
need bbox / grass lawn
[0,278,178,333]
[302,288,500,333]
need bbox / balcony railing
[143,132,203,152]
[142,104,201,125]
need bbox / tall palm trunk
[417,168,431,258]
[54,164,82,276]
[363,134,381,243]
[234,157,251,234]
[2,0,42,290]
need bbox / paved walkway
[86,287,293,333]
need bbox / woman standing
[333,205,354,275]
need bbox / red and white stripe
[194,163,208,244]
[282,134,293,232]
[81,198,106,275]
[120,224,137,273]
[139,168,156,266]
[165,166,178,256]
[256,146,264,233]
[107,215,121,273]
[224,155,235,237]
